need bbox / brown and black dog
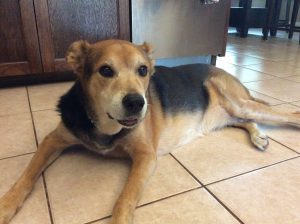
[1,39,300,224]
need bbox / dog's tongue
[118,118,138,127]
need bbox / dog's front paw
[251,131,269,151]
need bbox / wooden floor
[0,32,300,224]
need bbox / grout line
[42,173,55,224]
[32,108,59,113]
[169,154,245,224]
[26,87,55,224]
[288,100,300,105]
[86,146,299,224]
[222,50,274,61]
[0,111,33,118]
[217,59,281,79]
[137,187,201,208]
[84,187,202,224]
[247,89,286,104]
[268,136,300,155]
[26,87,39,147]
[221,51,300,76]
[224,51,293,63]
[242,77,277,84]
[205,156,300,187]
[0,152,35,161]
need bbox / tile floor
[1,33,300,224]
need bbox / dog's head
[66,39,154,134]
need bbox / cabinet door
[0,0,42,76]
[34,0,130,72]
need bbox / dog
[1,39,300,224]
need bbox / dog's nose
[122,93,145,115]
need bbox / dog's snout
[122,93,145,114]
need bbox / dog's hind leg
[225,98,300,128]
[206,71,300,128]
[0,123,76,224]
[233,122,269,151]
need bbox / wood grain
[48,0,119,58]
[0,0,42,76]
[35,0,130,73]
[0,0,26,63]
[34,0,56,72]
[0,62,30,76]
[54,58,71,72]
[118,0,131,40]
[19,0,43,73]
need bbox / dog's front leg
[111,145,157,224]
[0,123,76,224]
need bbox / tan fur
[1,40,300,224]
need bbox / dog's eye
[137,65,148,77]
[99,66,114,77]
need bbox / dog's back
[151,64,210,114]
[149,64,213,155]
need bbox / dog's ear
[139,42,155,74]
[139,42,154,55]
[66,40,91,74]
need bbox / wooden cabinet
[0,0,130,78]
[34,0,130,72]
[0,0,42,76]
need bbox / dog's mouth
[117,118,138,127]
[107,113,138,127]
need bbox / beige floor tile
[284,75,300,83]
[260,104,300,153]
[284,58,300,68]
[227,34,299,61]
[208,158,300,224]
[96,189,240,224]
[172,128,297,185]
[221,65,274,83]
[244,61,300,77]
[244,78,300,102]
[227,33,300,61]
[33,110,61,144]
[220,54,266,66]
[291,101,300,107]
[0,113,36,159]
[216,59,275,83]
[45,149,199,224]
[215,60,236,71]
[228,47,297,62]
[0,155,51,224]
[28,82,73,111]
[0,87,30,116]
[249,90,283,105]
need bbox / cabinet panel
[49,0,119,58]
[35,0,130,72]
[0,0,42,76]
[0,0,26,63]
